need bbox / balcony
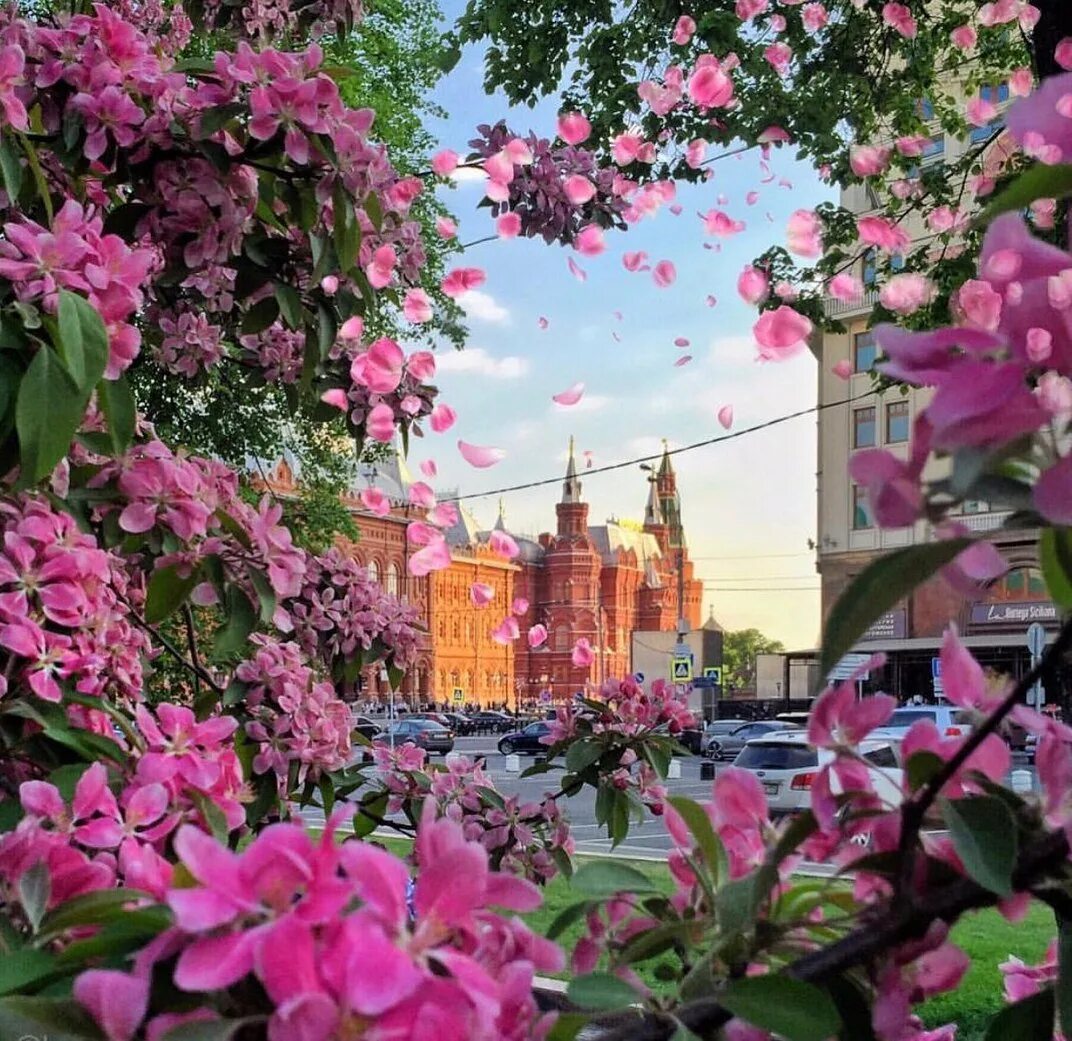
[954,510,1012,534]
[823,290,878,320]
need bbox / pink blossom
[701,209,746,237]
[857,215,912,253]
[0,45,28,131]
[367,403,396,443]
[556,111,591,145]
[470,582,495,607]
[736,0,768,18]
[75,970,149,1041]
[809,681,895,751]
[408,537,452,576]
[966,96,998,127]
[458,440,505,468]
[672,15,696,44]
[737,266,769,305]
[881,1,917,37]
[552,382,585,406]
[687,60,734,108]
[786,209,823,257]
[511,597,528,615]
[951,24,976,50]
[441,267,486,298]
[430,404,457,433]
[717,405,733,429]
[802,3,829,30]
[431,149,459,176]
[403,288,433,323]
[564,175,596,205]
[653,260,676,287]
[879,273,934,315]
[1007,72,1072,165]
[575,225,606,256]
[763,42,793,76]
[571,638,595,667]
[360,487,391,516]
[365,244,397,289]
[850,145,891,177]
[612,133,643,164]
[828,272,864,301]
[491,617,520,644]
[436,216,457,239]
[685,139,707,168]
[527,624,548,649]
[753,306,812,361]
[489,529,519,560]
[849,414,931,527]
[623,251,650,272]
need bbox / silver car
[708,720,802,761]
[700,719,749,758]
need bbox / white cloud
[436,347,529,380]
[449,166,488,189]
[458,289,511,325]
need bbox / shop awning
[855,633,1053,653]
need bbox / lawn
[523,857,1055,1039]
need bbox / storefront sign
[859,609,907,641]
[969,601,1058,625]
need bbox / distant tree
[723,628,786,690]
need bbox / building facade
[814,86,1065,701]
[262,438,703,708]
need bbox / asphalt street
[300,735,1041,866]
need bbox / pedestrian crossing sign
[452,687,464,702]
[703,666,722,684]
[670,657,693,682]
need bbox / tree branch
[122,596,226,695]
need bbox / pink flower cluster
[848,201,1072,553]
[0,495,147,706]
[547,676,696,742]
[0,200,154,377]
[284,546,421,678]
[234,635,352,782]
[75,809,562,1041]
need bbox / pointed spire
[657,438,674,478]
[493,497,507,531]
[644,475,663,527]
[562,435,582,504]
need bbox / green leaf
[544,1012,587,1041]
[144,564,200,624]
[1040,529,1072,610]
[365,191,383,231]
[241,295,280,335]
[984,988,1055,1041]
[276,283,304,329]
[249,568,277,625]
[96,375,136,456]
[353,791,388,838]
[722,976,841,1041]
[55,909,171,966]
[643,739,672,778]
[545,900,590,940]
[820,540,972,678]
[333,182,360,273]
[565,740,603,774]
[19,860,49,932]
[905,750,945,792]
[211,586,257,660]
[0,135,23,203]
[667,795,728,883]
[943,795,1018,897]
[55,291,108,392]
[0,948,56,995]
[16,345,87,483]
[162,1017,267,1041]
[1058,922,1072,1040]
[978,164,1072,225]
[38,888,154,939]
[0,996,105,1040]
[566,972,639,1011]
[716,872,761,935]
[570,860,659,899]
[189,790,229,842]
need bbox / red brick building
[262,438,702,708]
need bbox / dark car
[373,719,454,755]
[350,714,382,742]
[675,726,703,755]
[443,711,474,736]
[708,720,802,761]
[466,710,516,734]
[498,720,553,755]
[411,712,455,732]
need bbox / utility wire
[441,389,873,505]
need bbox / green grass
[523,857,1055,1039]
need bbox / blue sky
[410,22,837,649]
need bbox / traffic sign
[671,657,693,682]
[703,666,722,684]
[931,657,941,679]
[828,653,870,681]
[634,672,645,684]
[693,677,718,688]
[1027,622,1047,659]
[452,687,464,703]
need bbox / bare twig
[121,596,225,695]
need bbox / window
[854,330,877,372]
[962,499,990,514]
[890,254,905,273]
[853,407,876,448]
[864,746,898,769]
[921,134,945,159]
[970,120,1004,144]
[736,744,818,770]
[980,83,1010,104]
[886,400,909,443]
[862,250,877,287]
[993,567,1047,601]
[386,562,400,597]
[916,97,935,120]
[852,486,873,530]
[367,559,380,584]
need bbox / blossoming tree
[2,0,1072,1040]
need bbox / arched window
[992,567,1046,602]
[386,562,400,597]
[554,626,571,651]
[465,620,473,643]
[367,559,380,584]
[452,619,461,641]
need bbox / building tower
[656,441,685,551]
[556,436,589,537]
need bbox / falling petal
[669,204,683,215]
[567,257,587,281]
[613,310,623,320]
[457,440,505,468]
[674,337,690,347]
[705,295,717,307]
[717,404,734,429]
[612,332,621,342]
[320,389,349,410]
[674,355,692,367]
[419,459,437,478]
[653,260,676,287]
[746,190,760,205]
[832,359,854,380]
[538,316,549,329]
[552,382,585,406]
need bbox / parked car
[443,711,474,736]
[466,710,516,734]
[700,719,750,757]
[873,705,973,739]
[411,712,455,732]
[732,732,904,816]
[498,720,553,755]
[707,720,802,761]
[373,719,454,755]
[350,714,382,742]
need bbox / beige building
[812,84,1061,699]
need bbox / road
[301,735,1041,865]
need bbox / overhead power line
[442,390,872,505]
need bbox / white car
[873,705,973,740]
[732,731,905,816]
